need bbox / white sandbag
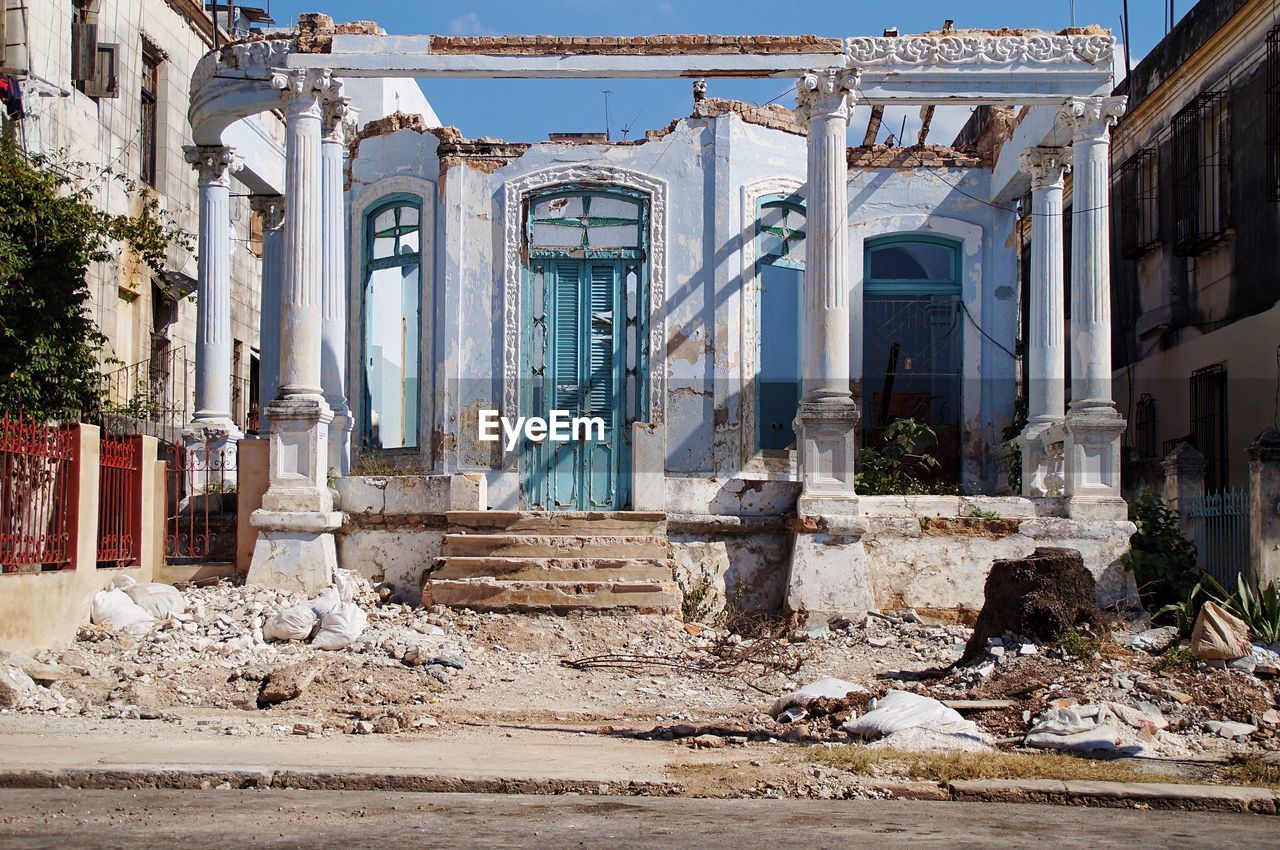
[771,677,867,716]
[90,589,155,638]
[122,582,185,619]
[307,587,342,617]
[310,601,367,650]
[333,568,361,604]
[263,604,320,642]
[110,573,137,590]
[842,690,979,739]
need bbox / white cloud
[448,12,496,37]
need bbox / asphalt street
[0,789,1269,849]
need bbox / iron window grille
[1172,92,1231,255]
[1189,363,1229,490]
[1269,27,1280,201]
[1118,148,1159,258]
[1134,393,1157,458]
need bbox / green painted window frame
[755,193,806,453]
[864,233,962,296]
[360,193,423,454]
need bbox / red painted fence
[96,434,139,568]
[0,415,76,574]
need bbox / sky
[259,0,1188,144]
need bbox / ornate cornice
[796,68,858,122]
[270,67,335,115]
[249,194,286,230]
[846,33,1114,66]
[183,145,243,187]
[191,38,294,96]
[1020,146,1072,190]
[1058,96,1127,143]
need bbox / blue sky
[264,0,1186,143]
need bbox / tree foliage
[1125,489,1199,613]
[0,142,189,420]
[855,417,943,496]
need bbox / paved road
[0,790,1269,849]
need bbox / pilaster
[321,92,356,476]
[249,194,285,436]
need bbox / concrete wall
[0,427,166,654]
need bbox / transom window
[865,235,959,289]
[528,192,644,254]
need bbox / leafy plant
[967,505,1000,520]
[1001,396,1028,494]
[1153,645,1198,673]
[1155,578,1207,637]
[0,143,190,419]
[675,562,719,624]
[856,417,942,496]
[1125,490,1199,613]
[1056,626,1101,659]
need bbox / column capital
[270,67,336,115]
[796,68,860,122]
[249,194,285,231]
[183,145,243,187]
[1057,95,1127,143]
[321,95,357,144]
[1020,145,1072,190]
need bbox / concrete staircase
[422,511,681,614]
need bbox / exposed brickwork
[426,34,844,56]
[919,517,1022,538]
[692,97,805,136]
[293,12,335,54]
[847,144,984,170]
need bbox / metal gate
[1188,488,1252,586]
[162,439,236,563]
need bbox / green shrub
[1125,490,1198,614]
[856,417,943,496]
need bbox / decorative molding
[845,34,1114,67]
[500,163,669,469]
[270,67,335,116]
[1057,95,1128,142]
[192,38,294,93]
[183,144,243,187]
[796,68,858,122]
[739,176,803,474]
[249,194,286,230]
[321,95,356,143]
[1020,146,1072,190]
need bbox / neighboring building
[1110,0,1280,493]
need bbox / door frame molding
[501,164,668,472]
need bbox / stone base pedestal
[1017,420,1065,498]
[327,405,353,478]
[246,509,342,594]
[1064,405,1127,521]
[784,514,872,627]
[795,399,859,517]
[182,419,242,491]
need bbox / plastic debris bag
[263,604,320,642]
[307,587,342,618]
[842,690,979,739]
[310,601,368,650]
[91,589,156,638]
[771,678,867,717]
[1191,601,1251,661]
[122,582,185,619]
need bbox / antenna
[601,90,613,142]
[619,108,644,142]
[1069,0,1076,27]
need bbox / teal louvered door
[524,258,629,510]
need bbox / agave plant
[1196,572,1280,645]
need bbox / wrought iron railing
[1189,488,1252,587]
[96,434,139,568]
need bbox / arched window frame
[864,233,962,296]
[360,192,424,455]
[754,192,806,455]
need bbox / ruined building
[186,16,1139,622]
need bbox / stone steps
[433,556,672,583]
[441,533,669,559]
[424,578,682,614]
[424,511,679,614]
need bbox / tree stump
[959,547,1107,664]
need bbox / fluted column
[792,68,861,515]
[321,93,355,476]
[184,145,243,440]
[1017,147,1071,498]
[247,67,341,594]
[1058,95,1128,519]
[249,194,285,436]
[784,68,872,627]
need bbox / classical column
[320,93,355,476]
[784,68,872,628]
[249,194,285,436]
[1017,146,1071,497]
[246,67,341,594]
[183,145,244,442]
[1058,95,1128,519]
[792,68,861,517]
